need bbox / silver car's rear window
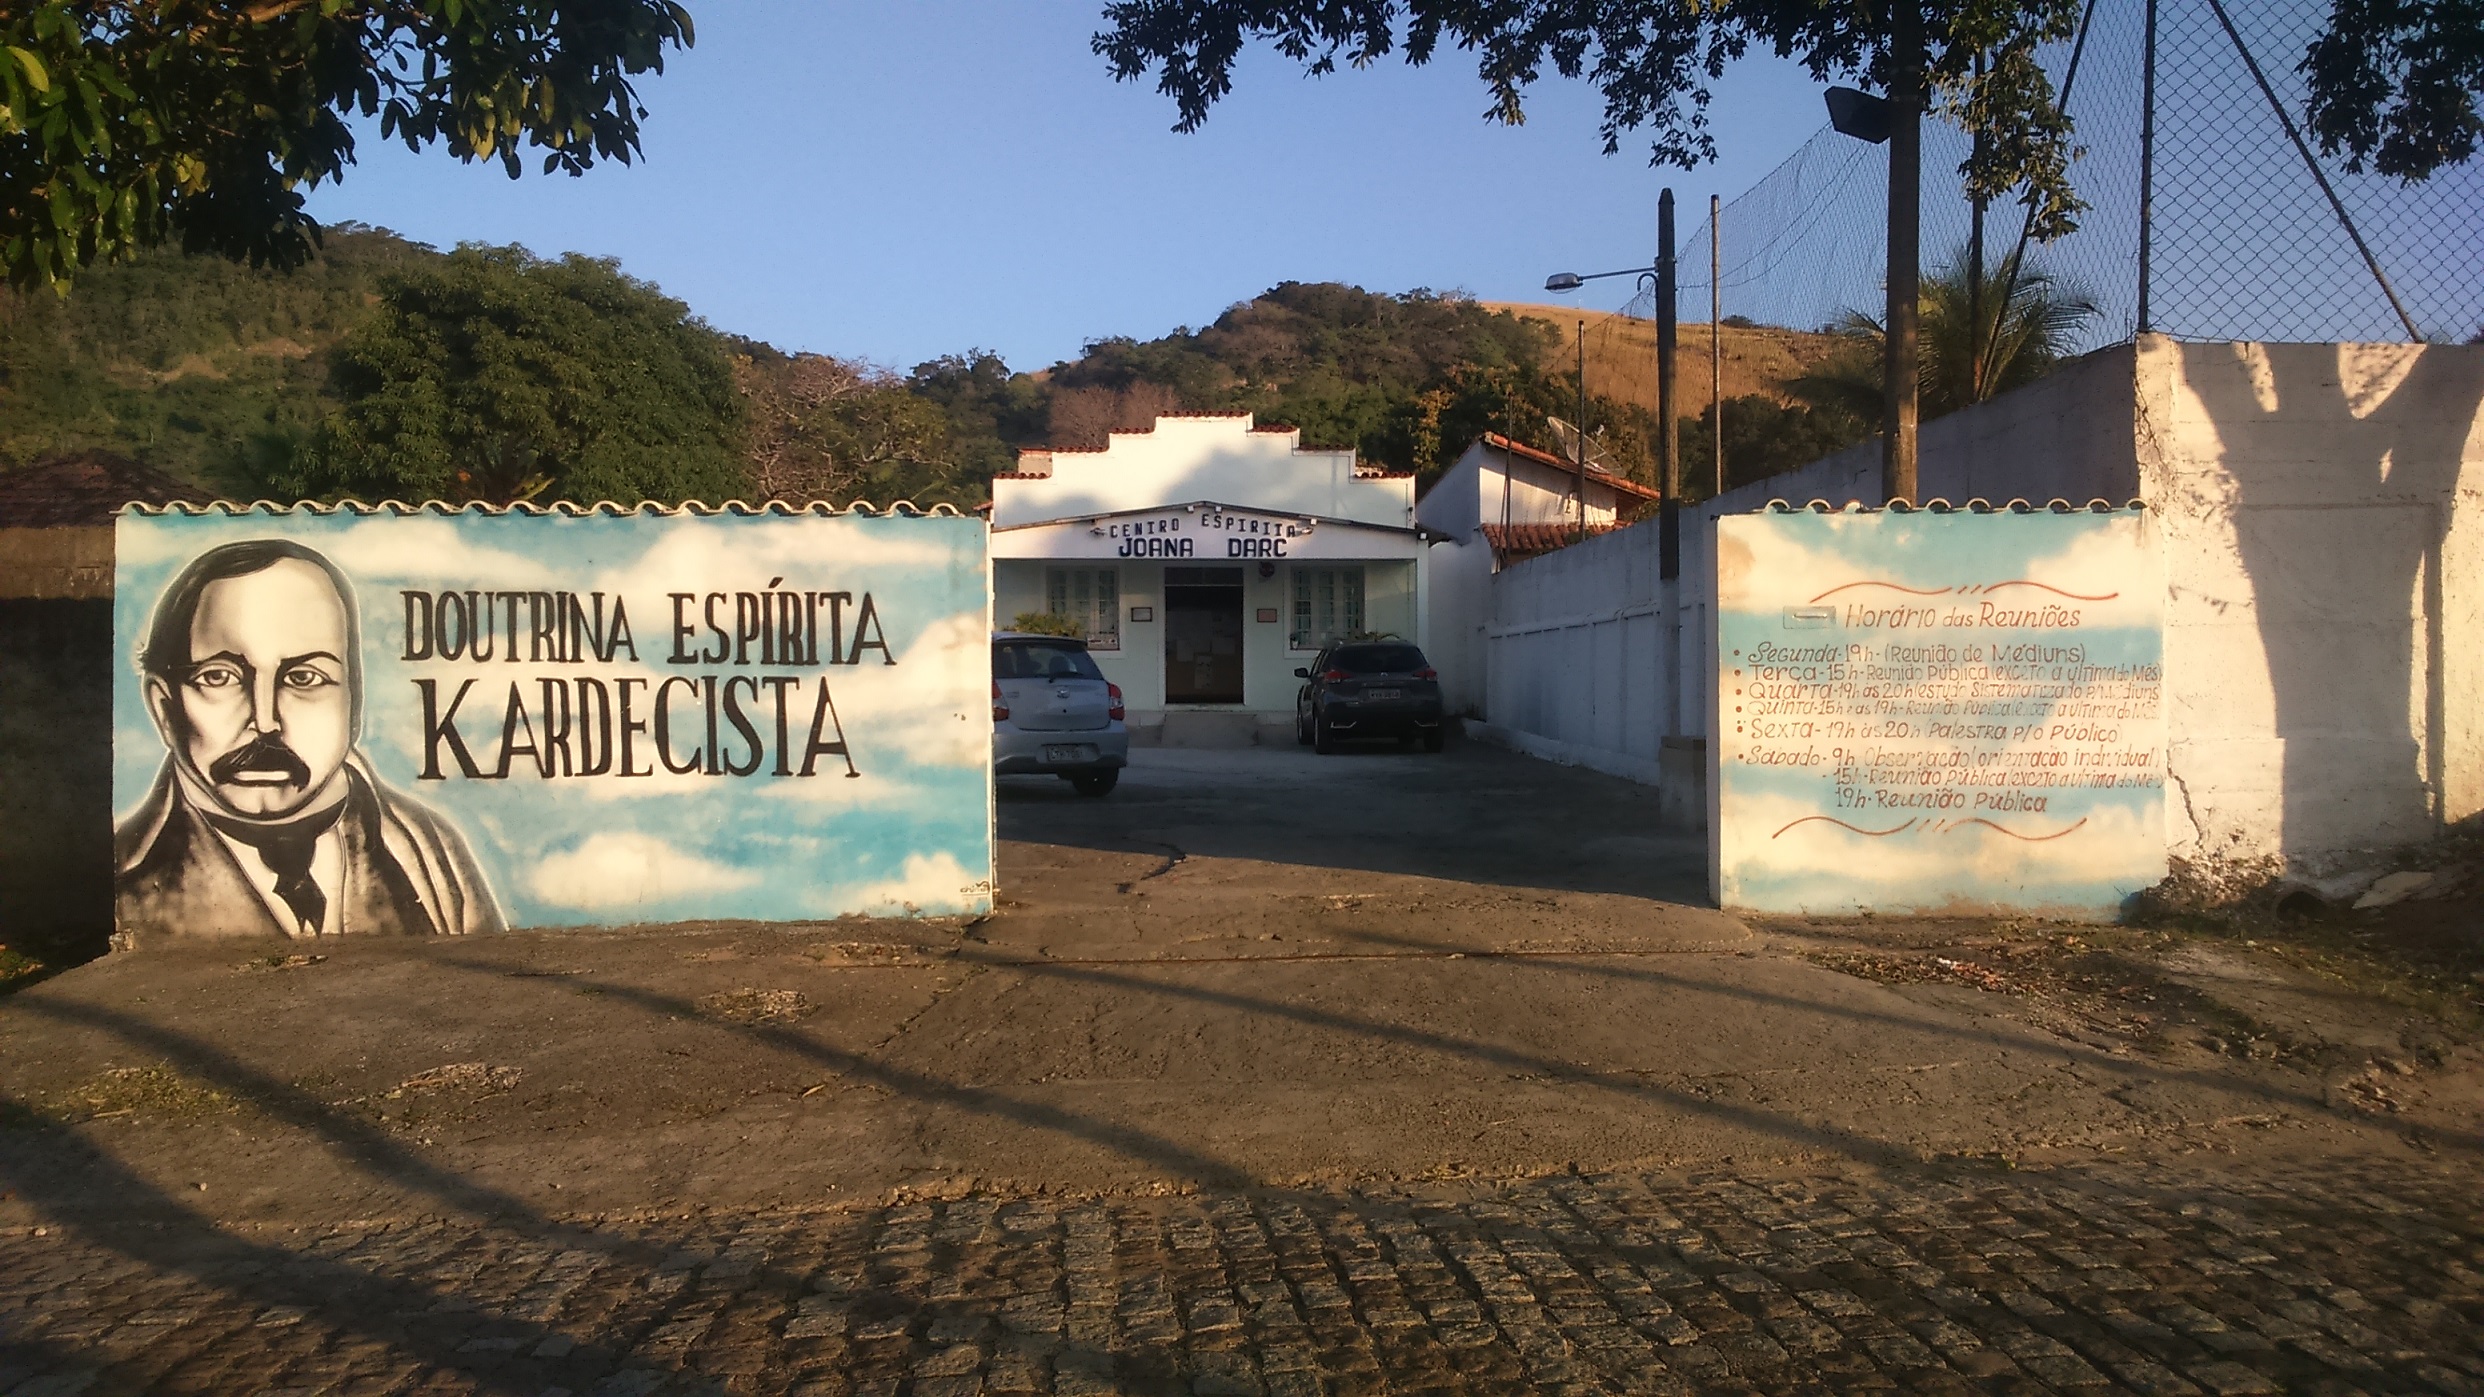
[996,641,1104,681]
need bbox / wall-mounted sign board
[113,507,993,943]
[1712,508,2166,919]
[991,502,1422,561]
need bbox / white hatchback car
[992,632,1129,796]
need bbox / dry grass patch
[698,987,815,1024]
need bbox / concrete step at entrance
[1156,712,1270,748]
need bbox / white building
[1415,432,1663,717]
[990,415,1442,736]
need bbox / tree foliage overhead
[2301,0,2484,178]
[1096,0,2091,237]
[279,242,743,505]
[1098,0,2481,245]
[0,0,693,293]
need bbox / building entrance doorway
[1164,566,1245,703]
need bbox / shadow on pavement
[997,737,1711,905]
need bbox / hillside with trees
[0,228,1923,508]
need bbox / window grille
[1290,567,1364,650]
[1045,568,1120,650]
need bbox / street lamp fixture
[1824,86,1893,144]
[1542,267,1653,294]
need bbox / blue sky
[301,2,1830,372]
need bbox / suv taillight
[1107,682,1125,721]
[1322,669,1348,682]
[1415,667,1437,680]
[992,680,1009,723]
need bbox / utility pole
[2138,0,2158,333]
[1657,189,1679,504]
[1575,320,1589,545]
[1883,0,1923,505]
[1657,189,1681,578]
[1968,48,1986,401]
[1710,192,1722,497]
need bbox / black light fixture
[1825,86,1893,144]
[1542,266,1652,295]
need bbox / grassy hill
[0,226,436,494]
[0,234,1858,506]
[1484,302,1848,413]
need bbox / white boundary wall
[1468,336,2484,875]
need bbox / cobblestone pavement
[4,1158,2480,1397]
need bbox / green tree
[1097,2,2481,242]
[1678,394,1874,499]
[1098,2,2091,236]
[279,243,743,505]
[906,350,1052,485]
[736,345,963,508]
[0,224,434,484]
[2302,0,2484,179]
[1789,243,2099,422]
[1,1,693,292]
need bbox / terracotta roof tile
[1481,521,1623,557]
[1480,432,1664,501]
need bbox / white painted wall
[1415,438,1653,716]
[1463,336,2484,879]
[2140,338,2484,865]
[1419,438,1639,533]
[992,415,1414,529]
[991,415,1436,727]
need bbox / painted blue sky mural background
[1714,510,2167,919]
[114,509,993,926]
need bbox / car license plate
[1365,688,1401,700]
[1042,744,1092,763]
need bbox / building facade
[990,415,1438,735]
[1415,433,1663,717]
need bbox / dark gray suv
[1294,642,1444,753]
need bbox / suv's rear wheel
[1422,726,1445,753]
[1313,713,1336,755]
[1070,769,1119,797]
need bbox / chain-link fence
[1607,0,2482,352]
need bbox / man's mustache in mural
[206,732,314,789]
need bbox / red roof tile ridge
[1477,432,1662,499]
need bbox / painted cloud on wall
[113,508,994,938]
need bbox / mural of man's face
[147,557,355,819]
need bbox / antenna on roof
[1543,417,1610,470]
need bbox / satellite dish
[1544,417,1610,469]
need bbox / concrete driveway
[3,740,2467,1235]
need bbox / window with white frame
[1290,566,1365,650]
[1045,567,1120,650]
